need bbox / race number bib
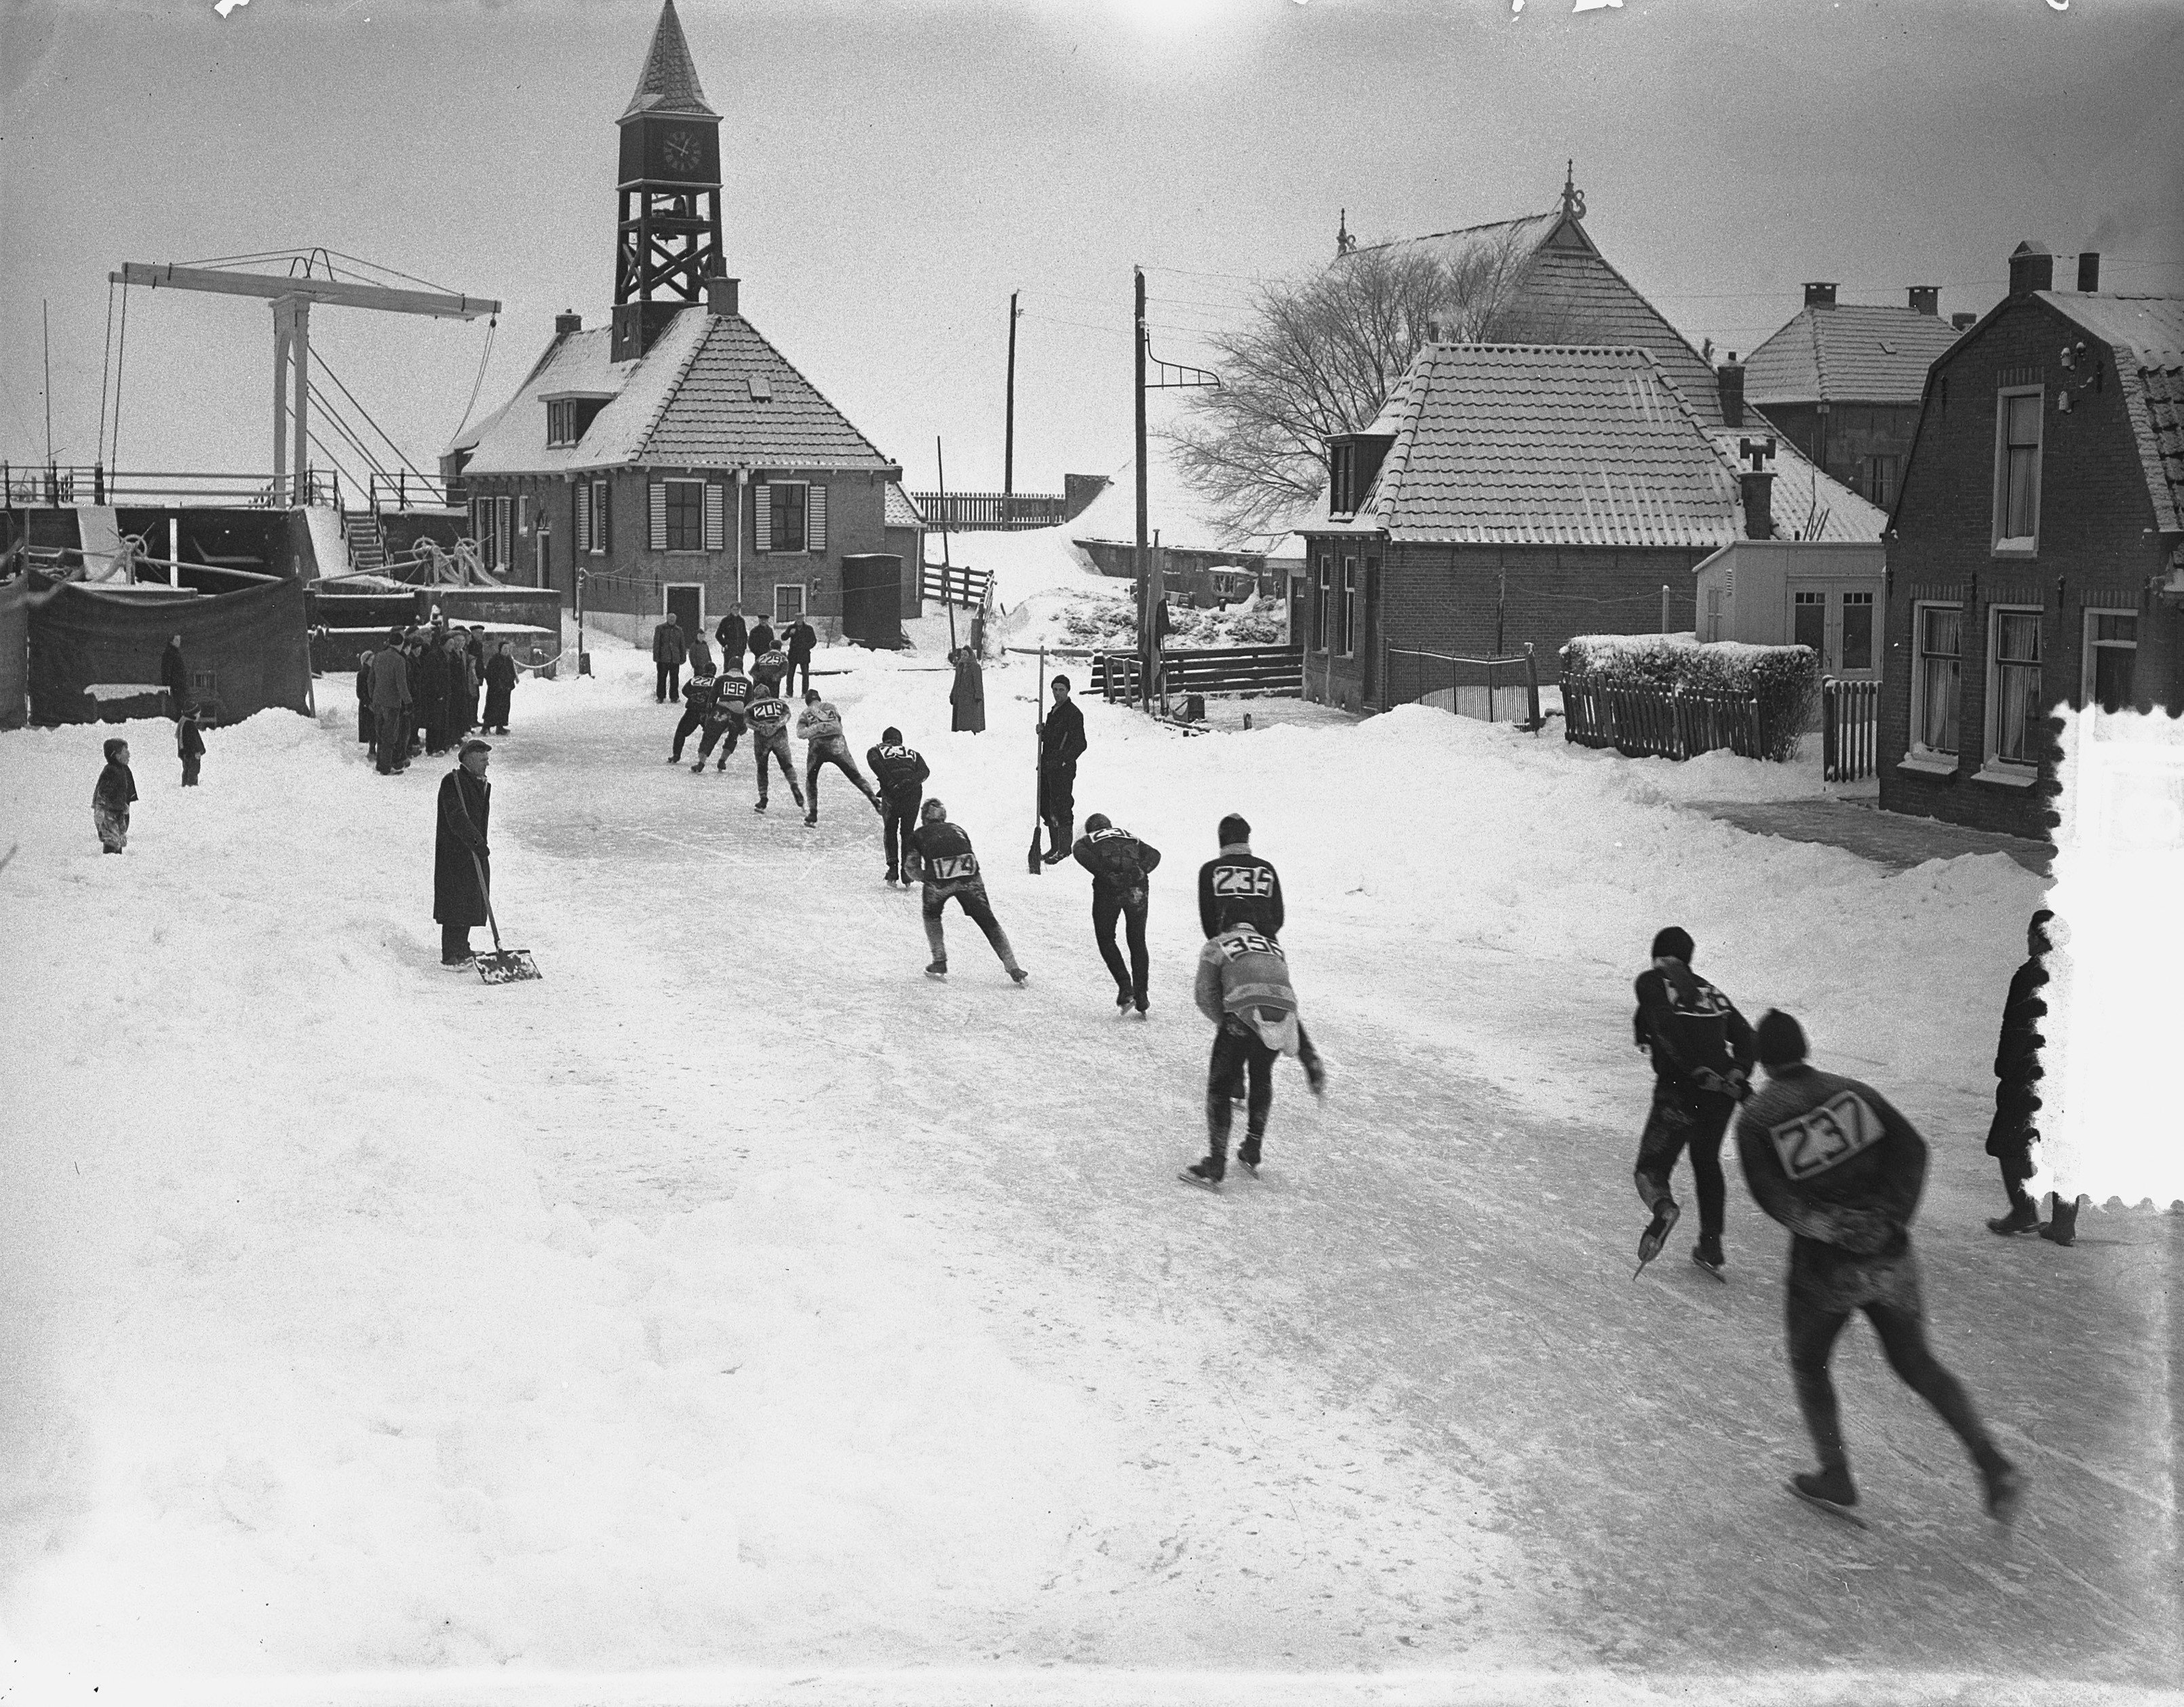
[1767,1092,1882,1182]
[927,852,978,882]
[1211,864,1276,899]
[1217,928,1283,963]
[1674,978,1732,1018]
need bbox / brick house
[443,1,913,638]
[1742,282,1966,512]
[1300,343,1877,711]
[1877,244,2183,840]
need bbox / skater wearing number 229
[908,801,1027,984]
[1737,1009,2023,1529]
[1182,911,1325,1191]
[1631,926,1755,1280]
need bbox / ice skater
[1036,674,1087,862]
[1072,813,1161,1014]
[1631,926,1755,1280]
[93,737,137,853]
[668,670,718,764]
[750,642,790,698]
[694,667,749,773]
[907,799,1026,983]
[1196,813,1284,939]
[1183,907,1325,1189]
[1736,1010,2023,1528]
[795,688,882,826]
[867,726,930,885]
[744,687,804,813]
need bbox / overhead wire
[311,345,431,479]
[97,281,115,468]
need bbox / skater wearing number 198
[1631,927,1753,1280]
[1736,1009,2023,1528]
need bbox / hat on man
[1754,1010,1808,1067]
[459,737,492,756]
[1084,812,1112,833]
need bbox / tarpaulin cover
[27,572,312,727]
[839,554,906,649]
[0,577,27,729]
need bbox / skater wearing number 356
[1181,910,1325,1191]
[1736,1010,2023,1529]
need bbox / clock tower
[612,0,725,362]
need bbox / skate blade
[1788,1482,1869,1530]
[1177,1170,1222,1193]
[1239,1162,1260,1179]
[1691,1252,1728,1284]
[924,970,948,981]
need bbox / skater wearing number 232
[1736,1009,2023,1530]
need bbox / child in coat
[94,737,138,851]
[177,707,207,786]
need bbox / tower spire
[1560,160,1586,222]
[623,0,718,121]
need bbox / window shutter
[596,482,610,554]
[647,481,667,552]
[576,483,591,554]
[754,483,773,554]
[808,483,827,553]
[704,482,725,552]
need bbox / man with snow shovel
[435,738,493,967]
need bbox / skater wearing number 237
[1736,1009,2023,1530]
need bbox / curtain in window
[1991,610,2042,764]
[2003,394,2040,539]
[1917,607,1961,754]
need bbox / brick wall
[1877,292,2177,841]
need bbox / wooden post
[1660,582,1671,634]
[1523,642,1540,731]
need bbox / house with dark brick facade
[1742,284,1966,512]
[1877,244,2183,841]
[1299,343,1877,711]
[443,1,914,639]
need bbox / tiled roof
[1346,344,1741,548]
[1708,425,1888,541]
[1353,212,1724,427]
[1744,303,1962,406]
[622,0,718,119]
[884,483,925,530]
[2047,293,2184,535]
[452,307,895,476]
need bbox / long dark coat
[1985,955,2048,1156]
[950,649,986,733]
[446,646,477,737]
[483,654,517,729]
[414,645,452,749]
[161,641,190,716]
[356,658,374,744]
[434,765,492,927]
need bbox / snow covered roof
[453,306,896,478]
[1335,343,1742,548]
[1744,303,1964,407]
[2040,292,2184,536]
[884,483,926,530]
[1707,425,1887,541]
[621,0,718,120]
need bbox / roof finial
[1561,160,1585,222]
[1336,208,1357,258]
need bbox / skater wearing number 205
[1182,912,1325,1190]
[1737,1010,2023,1529]
[1632,927,1754,1280]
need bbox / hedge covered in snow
[1559,633,1820,763]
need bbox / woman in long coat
[949,645,986,733]
[356,650,375,750]
[414,638,452,756]
[482,642,518,734]
[434,742,492,965]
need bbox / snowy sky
[3,0,2181,501]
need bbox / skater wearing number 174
[1181,912,1325,1191]
[908,801,1027,984]
[1736,1010,2023,1529]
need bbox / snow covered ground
[0,637,2175,1704]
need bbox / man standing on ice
[370,632,412,776]
[1184,909,1325,1189]
[744,686,804,814]
[795,687,882,826]
[785,613,818,698]
[434,737,494,968]
[867,725,930,885]
[1196,813,1284,940]
[715,604,749,674]
[652,611,687,704]
[908,799,1027,983]
[1037,674,1087,862]
[1631,926,1755,1279]
[1073,813,1161,1014]
[1986,909,2073,1243]
[1736,1009,2023,1527]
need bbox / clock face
[661,128,701,175]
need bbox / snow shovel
[1028,644,1047,875]
[469,853,541,984]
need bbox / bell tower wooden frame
[613,0,724,362]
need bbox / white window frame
[1991,386,2044,556]
[1905,599,1963,769]
[659,478,707,554]
[2082,606,2138,714]
[772,581,806,625]
[546,400,577,447]
[1315,554,1332,654]
[1839,590,1875,674]
[1982,604,2044,776]
[758,480,817,555]
[1339,556,1357,657]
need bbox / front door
[665,583,704,636]
[534,524,551,592]
[1789,584,1879,680]
[1361,556,1382,704]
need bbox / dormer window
[1327,432,1394,518]
[543,393,612,448]
[1330,442,1357,516]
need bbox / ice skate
[924,961,948,980]
[1983,1459,2026,1527]
[690,761,705,773]
[1236,1139,1261,1178]
[1789,1468,1866,1529]
[1692,1235,1726,1281]
[754,797,768,813]
[1987,1200,2040,1235]
[1179,1157,1223,1192]
[1116,987,1134,1011]
[1007,966,1030,984]
[1633,1199,1680,1278]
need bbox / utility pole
[1004,291,1020,504]
[42,301,53,465]
[1133,267,1220,713]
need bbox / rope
[311,347,431,480]
[96,281,115,469]
[448,317,497,444]
[110,282,129,472]
[305,383,390,482]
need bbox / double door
[1789,584,1877,679]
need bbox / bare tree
[1168,223,1540,539]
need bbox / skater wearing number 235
[1736,1009,2023,1529]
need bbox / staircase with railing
[341,509,388,576]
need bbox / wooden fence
[1384,645,1542,728]
[1563,684,1795,761]
[1093,645,1304,702]
[1822,676,1880,782]
[920,560,994,608]
[912,492,1068,531]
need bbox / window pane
[1921,658,1959,754]
[1997,611,2041,664]
[2092,613,2137,644]
[2093,644,2134,713]
[1995,661,2042,762]
[774,484,806,553]
[1793,592,1825,654]
[1922,607,1960,657]
[2006,393,2041,445]
[1841,594,1873,670]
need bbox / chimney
[1717,356,1746,429]
[1803,282,1838,309]
[1735,435,1776,540]
[1907,286,1939,317]
[2077,252,2101,293]
[554,309,583,335]
[707,276,741,318]
[1952,311,1978,331]
[2008,241,2054,298]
